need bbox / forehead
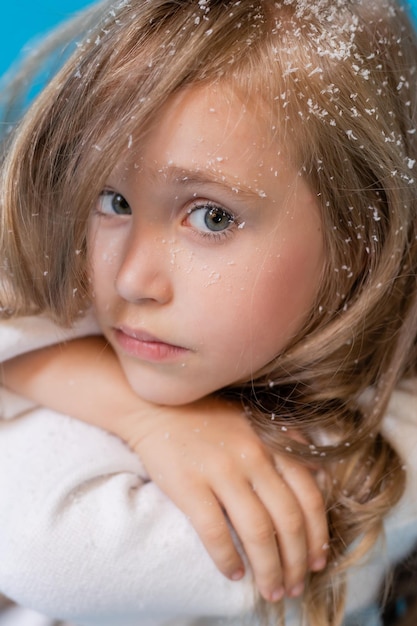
[116,84,285,189]
[103,82,322,235]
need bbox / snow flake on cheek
[94,231,122,266]
[193,258,244,294]
[205,271,221,286]
[168,243,185,268]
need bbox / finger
[250,466,309,597]
[273,454,329,572]
[218,478,285,603]
[177,484,246,581]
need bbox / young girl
[1,0,417,625]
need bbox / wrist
[110,402,167,449]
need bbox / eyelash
[185,201,239,241]
[95,190,132,216]
[95,190,240,241]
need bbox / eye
[187,203,235,234]
[97,190,132,216]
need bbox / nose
[115,228,173,305]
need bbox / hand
[2,338,328,602]
[123,395,329,603]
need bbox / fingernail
[310,557,327,571]
[270,587,285,602]
[231,569,244,581]
[288,582,304,598]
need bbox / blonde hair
[1,0,417,624]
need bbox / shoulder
[344,380,417,615]
[380,379,417,558]
[382,378,417,462]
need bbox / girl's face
[88,85,324,405]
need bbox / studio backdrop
[1,1,92,77]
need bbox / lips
[113,325,188,362]
[118,326,169,343]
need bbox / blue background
[1,0,417,77]
[1,1,93,77]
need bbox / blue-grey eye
[188,204,234,232]
[98,191,131,215]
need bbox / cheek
[256,248,323,347]
[213,239,323,361]
[87,230,123,305]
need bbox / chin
[126,377,205,407]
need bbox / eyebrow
[147,164,265,202]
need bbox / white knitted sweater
[0,315,416,626]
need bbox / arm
[0,405,257,623]
[1,336,328,601]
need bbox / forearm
[0,408,254,623]
[0,337,239,450]
[1,337,329,599]
[0,336,156,443]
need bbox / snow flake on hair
[113,0,131,10]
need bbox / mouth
[113,325,189,363]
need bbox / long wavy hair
[1,1,417,624]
